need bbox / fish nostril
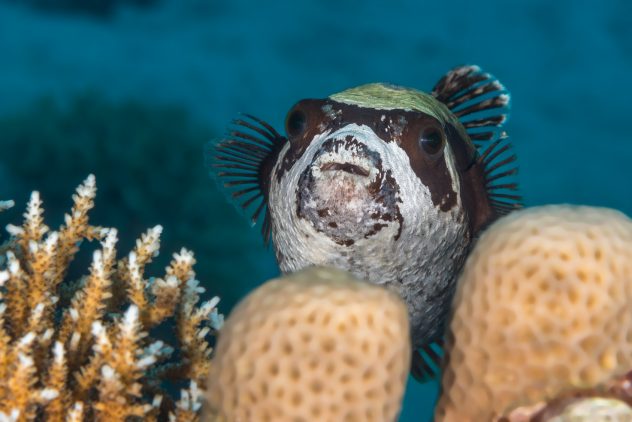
[320,162,370,177]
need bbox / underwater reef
[0,176,221,421]
[3,181,632,421]
[201,205,632,422]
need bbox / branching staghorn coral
[0,175,222,421]
[0,94,261,312]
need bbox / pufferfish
[209,65,521,381]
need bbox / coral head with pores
[435,205,632,421]
[205,266,411,422]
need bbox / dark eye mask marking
[275,99,460,213]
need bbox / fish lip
[319,162,370,177]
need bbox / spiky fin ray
[411,341,444,383]
[478,133,522,215]
[432,65,510,142]
[207,114,286,244]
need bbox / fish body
[211,66,520,380]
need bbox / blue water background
[0,1,631,420]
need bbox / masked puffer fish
[209,65,521,382]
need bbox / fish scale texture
[435,205,632,421]
[204,266,411,422]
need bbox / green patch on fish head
[329,82,464,134]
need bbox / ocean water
[0,0,631,420]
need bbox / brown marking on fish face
[274,99,471,215]
[320,161,370,177]
[382,171,404,239]
[394,113,459,213]
[366,166,404,241]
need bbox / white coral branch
[6,251,21,276]
[44,231,59,256]
[90,250,106,282]
[65,402,83,422]
[173,248,195,267]
[5,224,23,237]
[0,200,14,212]
[25,192,49,237]
[77,174,97,199]
[136,225,162,259]
[127,252,143,291]
[141,340,173,364]
[0,409,19,422]
[91,320,111,354]
[176,381,203,413]
[100,228,118,264]
[53,341,65,364]
[120,305,141,342]
[39,388,59,402]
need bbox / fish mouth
[296,133,404,246]
[319,162,370,177]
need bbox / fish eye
[419,126,445,156]
[285,108,307,138]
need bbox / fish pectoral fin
[431,65,510,142]
[410,341,444,383]
[206,113,287,245]
[478,133,522,217]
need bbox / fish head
[269,87,476,254]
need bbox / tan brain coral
[435,205,632,421]
[204,266,411,422]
